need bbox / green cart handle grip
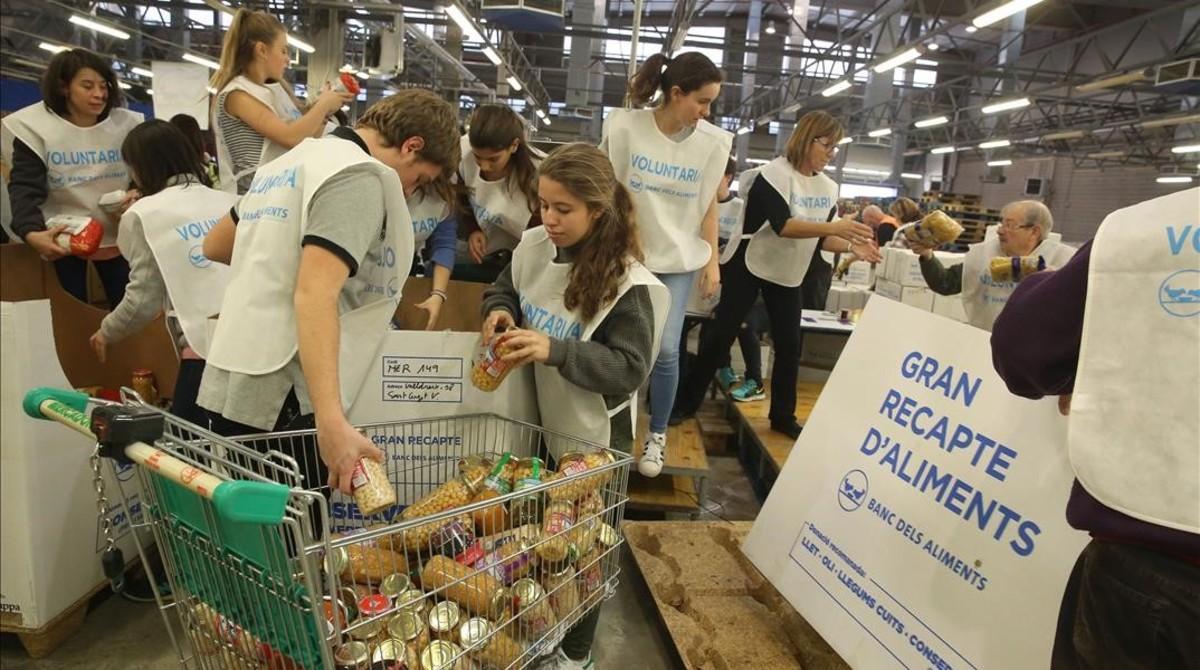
[22,387,289,525]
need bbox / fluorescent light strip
[38,42,69,54]
[901,173,923,179]
[982,97,1031,114]
[1170,144,1200,154]
[965,25,978,33]
[821,79,851,97]
[1041,130,1086,141]
[505,75,523,92]
[444,3,485,42]
[117,81,131,90]
[736,127,752,136]
[1087,151,1124,159]
[931,146,957,154]
[69,14,130,40]
[131,66,153,78]
[146,89,153,96]
[973,0,1045,29]
[1156,176,1193,184]
[356,71,369,80]
[872,48,922,74]
[182,53,220,70]
[1138,113,1200,130]
[915,115,949,128]
[288,35,316,54]
[867,128,892,138]
[988,159,1013,167]
[482,46,502,65]
[838,136,854,145]
[979,139,1011,149]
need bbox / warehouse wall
[949,156,1181,243]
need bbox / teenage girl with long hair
[600,51,732,477]
[458,103,542,282]
[481,142,668,670]
[89,120,237,424]
[210,8,351,193]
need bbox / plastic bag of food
[901,210,963,246]
[48,215,104,257]
[989,255,1045,282]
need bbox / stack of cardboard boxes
[876,247,967,323]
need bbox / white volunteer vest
[961,227,1076,331]
[510,227,670,457]
[1069,187,1200,534]
[1,104,142,246]
[214,76,303,193]
[716,195,745,265]
[460,135,539,254]
[738,157,838,287]
[120,182,238,358]
[602,109,733,273]
[206,136,414,408]
[406,189,450,248]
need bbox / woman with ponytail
[480,143,668,669]
[211,8,351,193]
[600,51,732,477]
[458,103,543,282]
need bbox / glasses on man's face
[998,220,1035,231]
[813,137,839,154]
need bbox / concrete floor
[0,455,763,669]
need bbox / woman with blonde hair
[600,51,732,477]
[674,111,880,438]
[210,8,351,193]
[480,143,669,666]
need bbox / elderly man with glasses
[911,199,1076,330]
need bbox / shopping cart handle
[212,480,291,525]
[23,387,90,420]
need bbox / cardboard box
[825,284,871,312]
[874,277,903,302]
[933,293,968,323]
[875,278,934,312]
[839,260,874,286]
[800,332,849,369]
[888,249,928,287]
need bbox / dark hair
[121,120,211,195]
[168,114,208,159]
[539,143,642,322]
[41,48,124,120]
[357,89,460,176]
[627,51,723,108]
[468,104,539,213]
[724,157,736,177]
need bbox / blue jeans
[648,271,695,434]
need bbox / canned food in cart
[335,641,371,669]
[381,573,414,601]
[511,578,556,641]
[387,609,431,660]
[427,601,462,641]
[395,588,431,617]
[420,640,468,670]
[458,616,493,652]
[370,638,408,670]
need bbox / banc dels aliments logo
[188,244,212,269]
[1158,269,1200,318]
[838,469,868,512]
[628,173,644,193]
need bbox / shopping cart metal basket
[24,386,632,669]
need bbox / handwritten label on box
[382,380,463,403]
[382,356,463,380]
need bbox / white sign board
[743,297,1089,670]
[151,61,212,130]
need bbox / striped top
[216,90,266,194]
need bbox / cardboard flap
[395,277,488,332]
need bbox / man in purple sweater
[991,238,1199,669]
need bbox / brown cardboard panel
[0,244,47,302]
[394,277,487,333]
[43,261,180,397]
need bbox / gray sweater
[481,246,656,453]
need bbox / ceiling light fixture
[1041,130,1086,141]
[1156,176,1193,184]
[444,3,485,42]
[131,66,153,78]
[482,46,502,65]
[901,173,923,179]
[183,53,220,70]
[146,89,153,96]
[356,71,369,80]
[1087,151,1124,159]
[821,79,852,97]
[1138,113,1200,129]
[69,14,130,40]
[979,139,1012,149]
[1075,69,1149,93]
[736,126,752,135]
[765,21,776,35]
[927,43,940,52]
[982,97,1031,114]
[988,159,1013,167]
[965,26,978,33]
[838,136,854,145]
[38,42,69,54]
[867,128,892,138]
[914,115,949,128]
[1170,144,1200,154]
[931,146,957,154]
[288,36,316,54]
[505,75,523,92]
[972,0,1045,29]
[872,48,922,74]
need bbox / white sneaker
[539,647,593,670]
[638,431,667,477]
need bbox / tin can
[395,589,429,616]
[430,518,475,558]
[457,617,493,652]
[370,638,408,670]
[325,546,349,576]
[511,578,556,641]
[341,587,363,620]
[381,573,414,601]
[322,595,351,632]
[427,601,461,641]
[334,641,371,669]
[387,610,431,655]
[420,640,465,670]
[131,368,159,405]
[597,522,619,548]
[351,594,391,641]
[543,565,580,621]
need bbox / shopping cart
[24,386,632,670]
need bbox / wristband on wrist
[431,289,448,301]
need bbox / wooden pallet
[633,417,710,478]
[730,380,825,472]
[624,521,848,670]
[695,399,735,455]
[627,473,699,513]
[0,580,106,658]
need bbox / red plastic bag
[337,72,360,96]
[50,215,104,257]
